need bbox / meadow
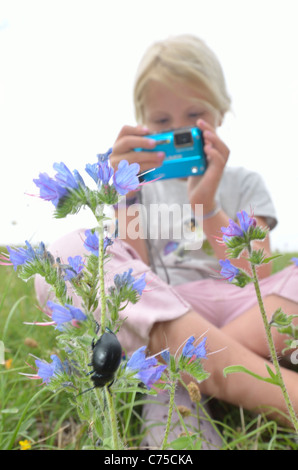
[1,247,298,450]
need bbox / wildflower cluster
[219,210,298,431]
[1,150,209,449]
[218,210,269,287]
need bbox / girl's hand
[187,119,230,213]
[110,125,165,173]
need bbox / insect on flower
[79,326,122,395]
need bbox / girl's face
[142,79,221,132]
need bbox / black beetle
[79,327,122,395]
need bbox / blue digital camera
[136,126,207,182]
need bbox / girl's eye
[188,112,203,119]
[155,118,169,125]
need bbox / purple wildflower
[98,160,114,184]
[126,346,167,389]
[113,160,140,196]
[5,241,35,271]
[33,162,85,207]
[20,354,66,385]
[160,350,171,364]
[97,148,113,162]
[85,149,113,184]
[35,355,64,384]
[114,268,146,295]
[83,230,113,256]
[292,257,298,267]
[1,240,47,271]
[221,210,257,242]
[85,160,114,185]
[53,162,85,190]
[237,210,257,232]
[182,336,207,360]
[47,301,87,328]
[219,259,240,282]
[63,256,85,281]
[132,273,146,295]
[84,229,99,256]
[33,172,68,206]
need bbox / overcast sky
[1,0,298,251]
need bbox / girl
[35,35,298,447]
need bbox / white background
[1,0,298,251]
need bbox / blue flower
[237,210,257,232]
[221,210,256,241]
[53,162,85,190]
[34,162,85,207]
[35,354,65,384]
[63,256,85,281]
[97,148,113,162]
[182,336,207,360]
[83,230,113,257]
[132,273,146,295]
[160,350,171,364]
[85,160,114,185]
[5,240,47,271]
[84,229,99,256]
[114,268,134,290]
[292,257,298,267]
[114,268,146,295]
[98,160,114,185]
[6,242,35,271]
[33,172,68,207]
[126,346,167,389]
[219,259,240,282]
[47,301,87,328]
[113,160,140,196]
[85,163,99,183]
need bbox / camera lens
[174,131,192,147]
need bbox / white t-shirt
[138,166,277,286]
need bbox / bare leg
[222,295,298,358]
[148,310,298,426]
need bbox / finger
[116,124,150,140]
[127,150,165,171]
[111,145,165,172]
[197,119,214,133]
[203,131,229,161]
[204,144,227,170]
[113,134,158,155]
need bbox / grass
[1,248,298,450]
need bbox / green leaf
[265,364,278,380]
[170,434,202,450]
[262,254,283,264]
[179,356,210,383]
[233,269,253,288]
[223,364,281,385]
[270,308,298,329]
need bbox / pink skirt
[35,229,298,355]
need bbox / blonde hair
[133,34,231,124]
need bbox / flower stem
[95,206,122,449]
[161,380,176,450]
[105,387,121,450]
[251,261,298,431]
[96,206,107,335]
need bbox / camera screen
[174,131,193,147]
